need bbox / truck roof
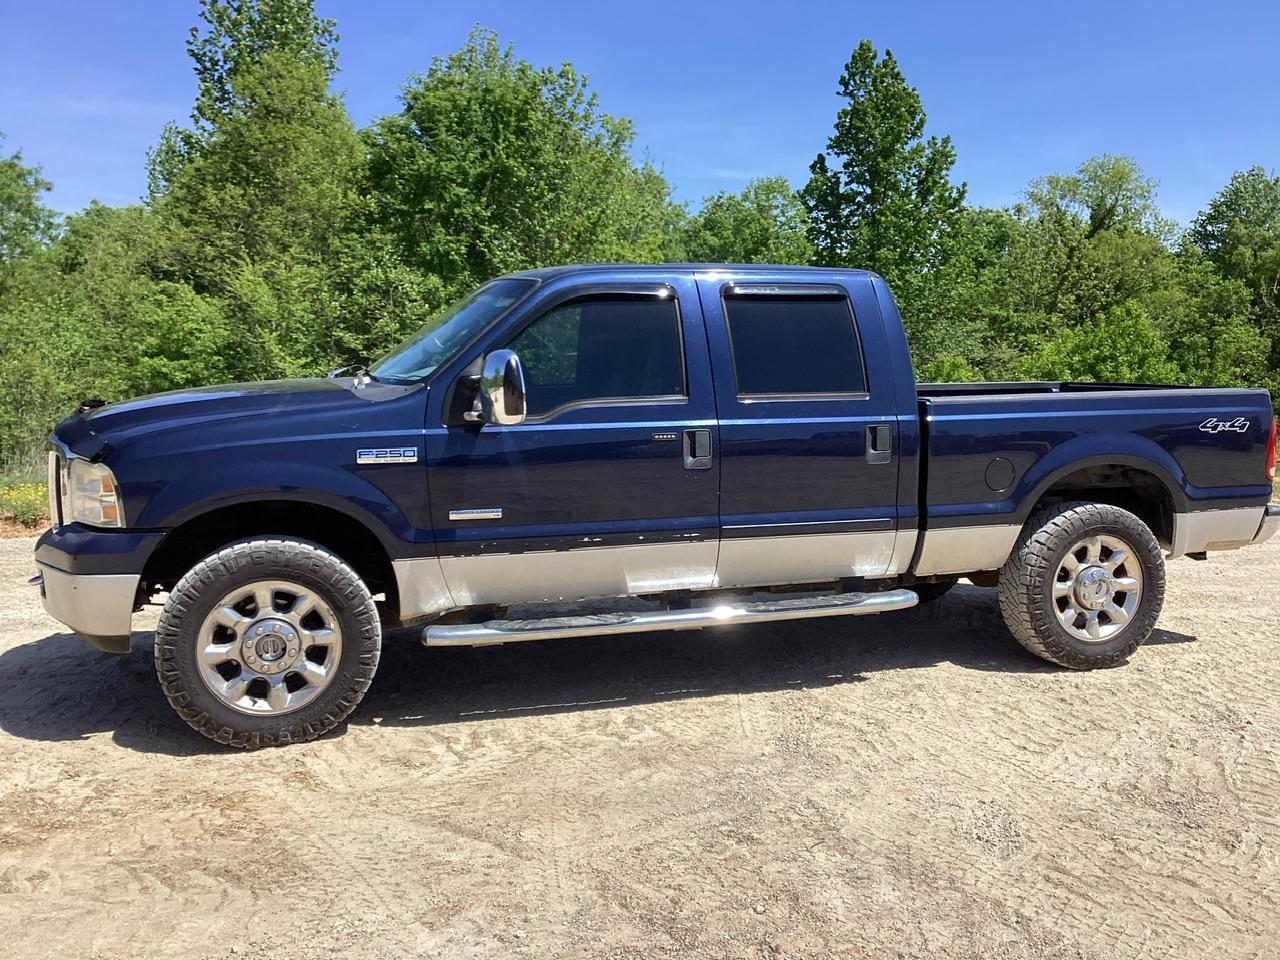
[505,263,881,283]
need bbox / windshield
[370,278,536,382]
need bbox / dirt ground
[1,535,1278,960]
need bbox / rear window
[723,294,867,396]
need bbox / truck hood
[53,378,419,457]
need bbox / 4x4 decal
[1198,417,1251,434]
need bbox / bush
[0,481,48,526]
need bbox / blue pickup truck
[33,264,1279,747]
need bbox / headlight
[64,458,125,528]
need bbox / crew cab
[32,265,1280,747]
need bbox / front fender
[125,454,431,557]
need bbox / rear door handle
[683,428,713,470]
[866,424,892,464]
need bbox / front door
[696,274,906,588]
[424,276,720,606]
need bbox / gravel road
[1,534,1277,959]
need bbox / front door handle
[866,424,892,464]
[683,428,713,470]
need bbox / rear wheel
[998,502,1165,669]
[155,538,381,747]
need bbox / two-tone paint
[34,264,1279,648]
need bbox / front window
[371,278,536,382]
[508,294,686,419]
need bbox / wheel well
[141,500,397,607]
[1030,465,1175,547]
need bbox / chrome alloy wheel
[1052,534,1143,643]
[195,580,343,716]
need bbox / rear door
[695,274,907,588]
[424,274,721,606]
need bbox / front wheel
[154,538,382,747]
[998,502,1165,669]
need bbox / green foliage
[0,480,46,525]
[799,40,968,373]
[917,353,981,383]
[681,177,813,264]
[801,40,966,280]
[1020,303,1179,383]
[0,9,1278,467]
[365,29,681,296]
[149,0,339,194]
[1188,166,1280,369]
[0,134,58,280]
[1025,154,1175,242]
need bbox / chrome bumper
[1255,505,1280,546]
[1172,505,1279,556]
[31,562,139,654]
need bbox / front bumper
[32,523,162,654]
[32,563,140,653]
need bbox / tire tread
[154,538,381,749]
[998,501,1164,670]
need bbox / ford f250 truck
[32,265,1280,747]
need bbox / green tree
[152,0,433,378]
[1145,247,1270,390]
[0,135,58,280]
[149,0,339,193]
[1008,155,1175,329]
[1188,166,1280,365]
[1021,302,1179,384]
[1025,154,1174,242]
[681,177,812,264]
[365,28,681,295]
[800,40,967,373]
[907,205,1020,377]
[801,40,965,279]
[955,155,1184,384]
[0,202,232,461]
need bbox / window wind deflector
[723,283,846,298]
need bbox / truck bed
[910,384,1275,577]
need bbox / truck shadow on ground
[0,586,1196,756]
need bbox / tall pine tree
[801,40,965,280]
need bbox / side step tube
[423,588,919,647]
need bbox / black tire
[998,501,1165,669]
[913,578,959,604]
[155,538,381,748]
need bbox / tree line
[1,0,1278,469]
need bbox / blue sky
[3,0,1278,225]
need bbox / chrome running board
[423,588,919,647]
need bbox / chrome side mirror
[476,349,527,425]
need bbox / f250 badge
[1198,417,1251,434]
[356,447,418,464]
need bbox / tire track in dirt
[3,537,1280,958]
